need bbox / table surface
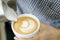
[25,22,60,40]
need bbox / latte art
[14,17,38,34]
[20,20,35,33]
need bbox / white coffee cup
[11,14,40,38]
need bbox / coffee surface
[14,16,38,34]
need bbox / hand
[14,37,34,40]
[14,37,25,40]
[14,22,48,40]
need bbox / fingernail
[14,37,17,39]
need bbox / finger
[14,37,25,40]
[14,37,34,40]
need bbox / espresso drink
[13,16,38,34]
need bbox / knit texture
[16,0,60,28]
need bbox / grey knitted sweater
[16,0,60,28]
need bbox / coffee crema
[13,16,38,34]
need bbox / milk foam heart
[20,20,35,33]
